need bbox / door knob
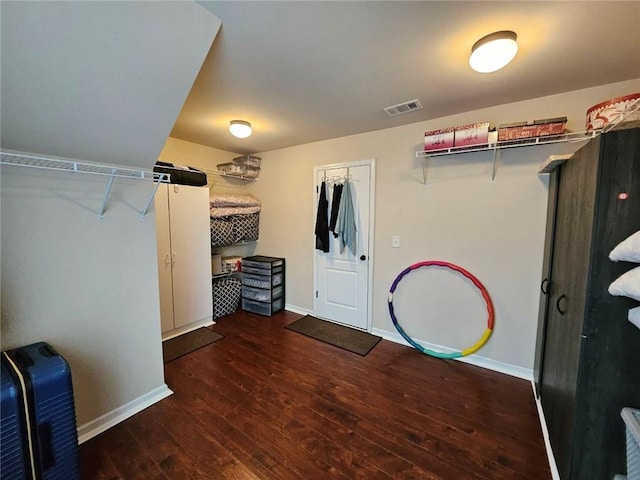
[360,255,367,261]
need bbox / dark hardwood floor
[80,310,551,479]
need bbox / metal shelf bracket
[140,176,168,219]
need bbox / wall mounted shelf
[415,98,640,184]
[0,150,170,219]
[416,130,600,183]
[204,168,258,183]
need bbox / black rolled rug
[286,315,381,356]
[162,327,223,363]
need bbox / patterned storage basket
[211,217,234,247]
[232,212,260,243]
[622,408,640,480]
[212,277,241,319]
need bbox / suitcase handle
[14,349,34,367]
[39,344,59,358]
[38,422,56,469]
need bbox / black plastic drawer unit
[241,256,285,316]
[242,256,284,271]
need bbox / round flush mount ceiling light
[229,120,252,138]
[469,30,518,73]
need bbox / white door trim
[312,158,376,332]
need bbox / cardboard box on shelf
[454,122,491,147]
[211,254,223,276]
[424,127,455,151]
[222,256,242,274]
[498,119,566,141]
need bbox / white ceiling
[171,1,640,155]
[1,1,220,168]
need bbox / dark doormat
[286,315,381,356]
[162,327,223,363]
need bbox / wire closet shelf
[416,98,640,183]
[0,150,170,220]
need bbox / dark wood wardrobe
[534,127,640,479]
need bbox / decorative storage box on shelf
[424,127,454,151]
[240,256,285,316]
[454,122,491,147]
[498,117,567,141]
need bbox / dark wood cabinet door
[534,169,560,399]
[571,127,640,479]
[540,136,600,479]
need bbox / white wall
[158,137,259,259]
[1,170,164,426]
[249,78,640,376]
[154,81,640,377]
[0,2,221,437]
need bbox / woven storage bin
[232,212,259,243]
[622,408,640,480]
[211,217,234,247]
[212,277,241,319]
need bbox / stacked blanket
[210,193,261,247]
[209,193,261,218]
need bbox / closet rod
[0,150,170,220]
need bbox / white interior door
[168,184,213,329]
[314,160,374,331]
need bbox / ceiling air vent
[383,99,423,117]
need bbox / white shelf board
[538,154,574,174]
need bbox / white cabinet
[155,183,213,339]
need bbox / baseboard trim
[77,384,173,444]
[162,317,214,341]
[285,304,313,316]
[531,381,560,480]
[371,327,533,381]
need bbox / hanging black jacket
[315,181,330,252]
[329,183,343,238]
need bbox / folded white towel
[609,266,640,301]
[610,230,640,263]
[629,306,640,330]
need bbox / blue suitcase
[1,342,79,480]
[1,360,29,479]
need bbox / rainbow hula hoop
[388,261,494,359]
